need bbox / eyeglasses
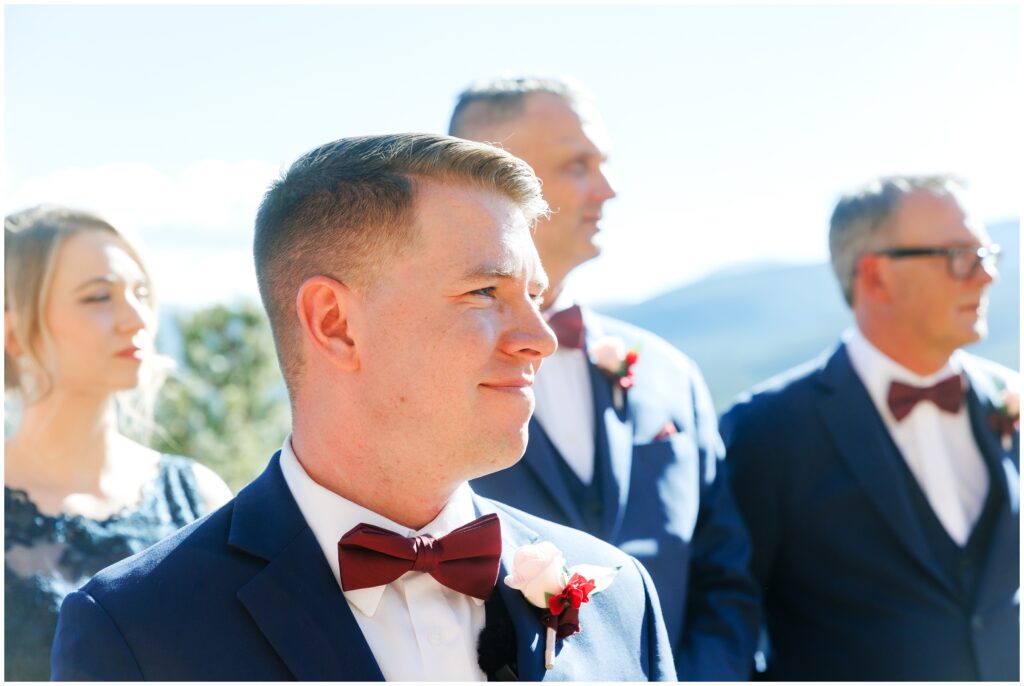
[873,244,1001,280]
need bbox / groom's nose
[503,301,558,363]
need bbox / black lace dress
[4,454,209,681]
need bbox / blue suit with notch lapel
[50,452,676,681]
[471,309,759,680]
[720,343,1020,681]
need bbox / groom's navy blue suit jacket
[472,311,759,680]
[51,453,676,681]
[720,344,1020,681]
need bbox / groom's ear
[295,275,360,372]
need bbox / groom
[51,134,676,680]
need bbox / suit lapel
[962,356,1018,493]
[497,565,548,681]
[815,346,957,594]
[229,454,384,681]
[474,496,574,682]
[521,418,588,530]
[961,359,1021,607]
[584,311,634,542]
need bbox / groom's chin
[471,426,530,480]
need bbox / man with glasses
[720,175,1019,680]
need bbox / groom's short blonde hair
[253,133,548,393]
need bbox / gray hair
[448,75,592,138]
[829,174,965,306]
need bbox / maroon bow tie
[887,374,966,421]
[546,304,585,350]
[337,513,501,601]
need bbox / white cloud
[5,160,279,308]
[147,247,259,309]
[5,159,279,239]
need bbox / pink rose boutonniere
[504,542,619,670]
[588,337,640,410]
[988,383,1020,452]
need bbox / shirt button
[971,615,984,631]
[428,627,444,646]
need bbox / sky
[3,2,1020,309]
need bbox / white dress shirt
[844,328,989,546]
[278,436,486,681]
[534,289,596,484]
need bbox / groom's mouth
[479,376,535,396]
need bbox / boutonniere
[589,337,640,410]
[504,541,619,670]
[988,382,1020,451]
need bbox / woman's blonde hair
[4,205,167,438]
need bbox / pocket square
[654,421,678,441]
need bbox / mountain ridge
[598,220,1019,410]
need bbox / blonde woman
[4,205,231,681]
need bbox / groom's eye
[469,286,497,298]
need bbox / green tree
[153,300,290,492]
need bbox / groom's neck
[289,423,457,530]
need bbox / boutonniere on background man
[504,542,619,670]
[589,337,640,410]
[988,381,1020,451]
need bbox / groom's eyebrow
[460,264,548,293]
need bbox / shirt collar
[277,434,484,617]
[843,327,963,422]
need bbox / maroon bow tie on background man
[546,304,585,350]
[337,513,502,601]
[887,374,967,422]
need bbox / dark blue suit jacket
[472,311,759,679]
[720,344,1020,681]
[51,453,676,681]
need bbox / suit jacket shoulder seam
[78,589,146,679]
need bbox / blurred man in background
[721,175,1019,680]
[451,77,759,680]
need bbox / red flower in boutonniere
[548,573,597,616]
[544,574,598,638]
[504,542,619,670]
[988,383,1020,452]
[589,337,640,410]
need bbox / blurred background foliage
[152,300,290,492]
